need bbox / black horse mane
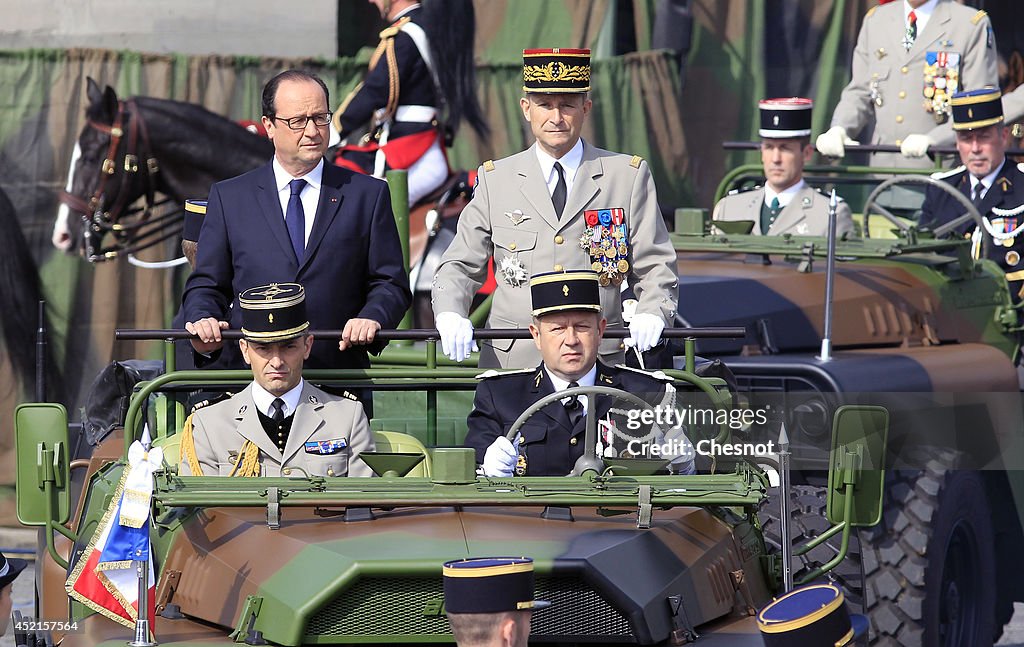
[0,185,61,400]
[130,96,274,187]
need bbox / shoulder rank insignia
[614,364,673,382]
[971,9,987,25]
[475,367,534,380]
[483,160,496,172]
[931,165,965,180]
[865,5,877,18]
[629,155,643,169]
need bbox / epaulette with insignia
[189,391,233,415]
[483,160,495,172]
[931,165,965,180]
[812,187,846,202]
[727,185,761,196]
[614,364,673,382]
[475,367,534,380]
[971,9,987,25]
[865,6,877,18]
[629,155,643,169]
[339,391,359,401]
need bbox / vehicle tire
[860,448,996,646]
[758,484,864,609]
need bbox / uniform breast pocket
[306,451,351,478]
[492,225,538,279]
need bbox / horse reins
[60,98,178,261]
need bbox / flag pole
[128,558,157,646]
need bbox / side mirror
[15,403,71,526]
[826,405,888,527]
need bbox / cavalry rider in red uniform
[333,0,488,205]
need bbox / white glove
[663,426,696,474]
[482,434,521,477]
[625,313,665,352]
[900,133,934,158]
[435,311,477,362]
[815,126,858,158]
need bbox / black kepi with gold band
[951,87,1003,131]
[523,48,590,94]
[239,283,310,342]
[759,98,813,138]
[183,199,207,243]
[757,583,868,647]
[443,557,551,614]
[530,270,602,317]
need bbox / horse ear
[101,86,119,120]
[86,77,102,106]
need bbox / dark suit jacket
[464,362,668,476]
[920,160,1024,301]
[183,161,412,370]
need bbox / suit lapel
[529,366,573,431]
[770,186,811,235]
[234,390,281,462]
[519,146,561,231]
[301,164,345,274]
[281,383,327,464]
[255,163,300,266]
[906,1,948,62]
[560,143,602,232]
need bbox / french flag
[66,440,163,633]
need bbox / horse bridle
[59,99,180,262]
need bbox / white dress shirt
[250,379,304,418]
[535,138,584,201]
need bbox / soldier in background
[920,88,1024,302]
[432,48,678,368]
[0,551,27,636]
[332,0,488,205]
[817,0,997,167]
[714,98,855,237]
[443,557,548,647]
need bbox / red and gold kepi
[523,48,591,94]
[951,87,1003,131]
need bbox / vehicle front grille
[304,575,635,642]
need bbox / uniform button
[898,90,907,99]
[896,115,904,123]
[554,235,564,244]
[619,342,625,349]
[570,437,578,446]
[901,66,909,74]
[283,468,292,476]
[327,467,335,477]
[553,264,563,271]
[509,242,517,250]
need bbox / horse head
[55,78,170,261]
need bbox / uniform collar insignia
[534,369,543,388]
[238,405,247,415]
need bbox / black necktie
[286,178,307,263]
[973,182,985,208]
[565,381,583,427]
[270,398,285,422]
[552,162,567,219]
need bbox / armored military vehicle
[12,335,884,646]
[673,176,1024,646]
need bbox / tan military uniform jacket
[830,0,997,169]
[181,382,375,478]
[432,142,679,369]
[713,185,855,237]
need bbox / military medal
[498,254,528,287]
[923,51,960,124]
[515,451,527,476]
[581,208,630,287]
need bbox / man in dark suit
[464,270,693,477]
[183,70,412,383]
[921,88,1024,302]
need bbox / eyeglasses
[272,112,332,131]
